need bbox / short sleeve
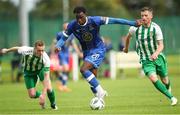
[42,52,50,68]
[129,26,137,35]
[17,46,34,55]
[155,25,163,40]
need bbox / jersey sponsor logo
[91,53,100,60]
[82,32,93,41]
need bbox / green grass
[0,55,179,114]
[0,76,180,114]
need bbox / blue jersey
[56,16,136,68]
[64,16,106,51]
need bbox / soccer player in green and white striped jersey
[123,7,178,106]
[1,40,58,110]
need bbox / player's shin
[153,80,173,99]
[164,79,171,93]
[82,70,105,98]
[47,89,56,105]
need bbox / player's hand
[1,48,8,54]
[150,52,158,60]
[135,19,143,27]
[123,48,128,53]
[39,94,46,107]
[54,47,61,53]
[78,52,83,59]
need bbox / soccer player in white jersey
[123,7,178,106]
[1,40,58,110]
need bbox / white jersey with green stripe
[17,46,50,72]
[129,22,163,61]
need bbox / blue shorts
[84,48,106,69]
[58,52,69,65]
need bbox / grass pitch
[0,76,179,114]
[0,54,179,114]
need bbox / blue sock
[82,70,99,88]
[90,86,97,94]
[62,72,68,85]
[58,74,66,85]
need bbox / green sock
[153,80,173,99]
[34,91,41,98]
[165,80,171,90]
[47,90,55,105]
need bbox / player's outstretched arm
[107,17,142,27]
[1,47,20,54]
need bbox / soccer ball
[89,97,105,110]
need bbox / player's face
[141,10,153,26]
[34,45,45,57]
[76,12,86,25]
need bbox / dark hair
[141,6,153,13]
[73,6,86,14]
[34,40,45,48]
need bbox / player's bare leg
[27,88,44,108]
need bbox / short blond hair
[141,7,153,13]
[34,40,45,48]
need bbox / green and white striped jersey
[129,22,163,61]
[17,46,50,72]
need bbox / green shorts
[142,54,168,77]
[24,67,49,89]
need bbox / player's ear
[150,12,153,19]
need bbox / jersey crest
[82,32,93,41]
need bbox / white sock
[95,85,104,97]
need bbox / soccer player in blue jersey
[55,6,142,100]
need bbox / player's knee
[149,75,158,83]
[80,67,86,73]
[47,88,53,93]
[161,77,169,84]
[28,91,36,98]
[29,93,36,98]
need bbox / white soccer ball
[89,97,105,110]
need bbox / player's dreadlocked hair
[73,6,86,14]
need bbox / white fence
[71,51,141,81]
[110,51,141,79]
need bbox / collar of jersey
[33,53,41,58]
[78,17,88,26]
[142,21,152,28]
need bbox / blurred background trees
[25,0,180,18]
[0,0,18,19]
[0,0,179,19]
[0,0,179,53]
